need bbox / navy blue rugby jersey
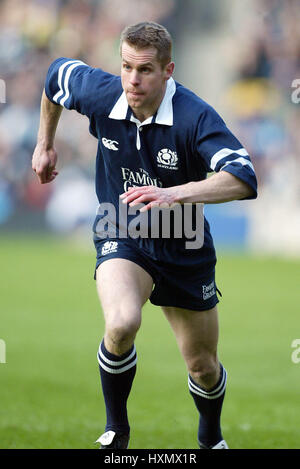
[45,57,257,269]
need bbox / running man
[32,22,257,449]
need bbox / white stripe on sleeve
[53,60,87,106]
[53,60,82,103]
[60,61,87,107]
[220,156,254,172]
[210,147,249,171]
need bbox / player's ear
[164,61,175,80]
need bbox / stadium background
[0,0,300,449]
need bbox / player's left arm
[120,170,252,211]
[121,112,257,211]
[164,169,255,204]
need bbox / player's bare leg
[96,258,153,355]
[162,305,228,449]
[162,305,220,388]
[95,258,153,449]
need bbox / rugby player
[32,22,257,449]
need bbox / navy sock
[97,339,137,434]
[188,363,227,448]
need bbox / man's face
[121,41,174,117]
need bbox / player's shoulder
[173,81,224,128]
[47,57,123,112]
[82,64,123,111]
[49,57,119,84]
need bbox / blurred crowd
[0,0,176,230]
[0,0,299,244]
[225,0,300,195]
[223,0,300,252]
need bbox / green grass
[0,235,299,449]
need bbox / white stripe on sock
[188,369,227,400]
[98,344,136,367]
[97,354,137,374]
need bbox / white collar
[108,77,176,126]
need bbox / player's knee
[107,322,140,344]
[188,356,219,388]
[105,311,141,347]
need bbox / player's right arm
[32,57,90,184]
[32,57,119,184]
[32,89,62,184]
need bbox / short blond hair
[120,22,172,67]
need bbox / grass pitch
[0,235,299,449]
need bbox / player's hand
[120,186,179,212]
[32,143,59,184]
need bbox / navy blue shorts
[93,238,220,311]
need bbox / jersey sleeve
[44,57,117,121]
[194,107,257,199]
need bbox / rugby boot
[96,430,129,449]
[199,439,229,449]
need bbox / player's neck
[132,83,167,123]
[132,109,151,123]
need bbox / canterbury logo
[102,138,119,151]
